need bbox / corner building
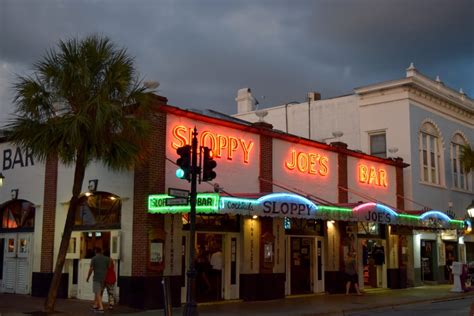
[0,95,464,309]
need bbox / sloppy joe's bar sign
[221,193,319,219]
[171,125,255,163]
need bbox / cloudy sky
[0,0,473,125]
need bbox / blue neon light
[419,210,452,221]
[257,193,318,210]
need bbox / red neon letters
[171,125,254,163]
[285,149,329,176]
[358,164,388,187]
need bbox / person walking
[345,252,362,295]
[86,247,110,313]
[103,249,116,310]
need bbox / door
[223,232,239,299]
[421,240,435,281]
[1,233,32,294]
[314,237,324,293]
[195,232,224,302]
[290,237,312,294]
[77,231,111,301]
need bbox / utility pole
[183,127,198,316]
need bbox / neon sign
[171,125,254,163]
[148,193,219,214]
[358,164,388,187]
[285,149,329,176]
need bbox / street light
[467,200,474,218]
[0,173,4,187]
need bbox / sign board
[148,193,219,214]
[168,188,189,198]
[165,197,188,206]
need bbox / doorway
[1,233,33,294]
[421,239,435,282]
[75,231,112,301]
[195,232,223,302]
[290,237,312,295]
[359,239,386,288]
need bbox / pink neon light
[353,202,376,212]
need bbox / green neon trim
[148,193,219,214]
[319,206,352,212]
[398,214,420,219]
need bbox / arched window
[451,134,470,191]
[1,200,35,231]
[74,191,121,229]
[419,122,443,185]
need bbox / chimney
[236,88,256,113]
[307,92,321,102]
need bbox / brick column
[332,142,348,203]
[395,158,405,210]
[40,154,58,273]
[254,122,273,193]
[132,100,167,277]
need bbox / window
[1,200,35,230]
[74,192,121,229]
[451,134,470,191]
[369,132,386,158]
[419,122,442,185]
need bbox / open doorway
[360,239,385,288]
[195,233,223,302]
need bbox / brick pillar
[332,142,348,203]
[40,154,58,273]
[131,99,167,277]
[395,158,405,210]
[255,122,273,193]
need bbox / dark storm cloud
[0,0,473,124]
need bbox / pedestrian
[103,249,116,310]
[210,246,223,300]
[86,247,110,313]
[345,252,362,295]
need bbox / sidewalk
[0,285,473,316]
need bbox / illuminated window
[451,134,470,191]
[419,122,443,185]
[1,200,35,230]
[369,132,386,158]
[74,192,121,229]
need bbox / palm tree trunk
[44,151,87,312]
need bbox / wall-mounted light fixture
[0,173,4,187]
[11,189,19,200]
[467,200,474,218]
[88,179,98,192]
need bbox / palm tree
[461,144,474,173]
[6,35,155,312]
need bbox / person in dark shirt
[86,247,110,313]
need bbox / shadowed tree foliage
[461,144,474,173]
[6,35,156,312]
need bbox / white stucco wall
[165,114,260,194]
[346,156,397,207]
[272,139,338,203]
[0,143,46,273]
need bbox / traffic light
[202,147,217,181]
[176,145,192,181]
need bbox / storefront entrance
[66,230,120,301]
[360,239,385,288]
[181,231,240,303]
[0,233,33,294]
[286,236,324,295]
[421,239,435,282]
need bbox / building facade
[0,94,466,309]
[234,65,474,284]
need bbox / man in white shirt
[210,247,222,299]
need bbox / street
[347,297,473,316]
